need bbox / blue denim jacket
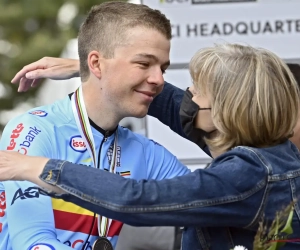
[148,82,211,156]
[148,82,186,137]
[42,140,300,249]
[39,83,300,249]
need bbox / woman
[1,43,300,249]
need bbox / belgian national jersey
[0,96,190,250]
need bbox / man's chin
[130,108,148,118]
[134,111,147,118]
[125,104,149,118]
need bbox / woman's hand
[11,57,80,92]
[0,151,48,181]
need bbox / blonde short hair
[189,43,299,152]
[78,1,171,82]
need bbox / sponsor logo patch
[18,126,42,155]
[6,123,24,151]
[6,124,41,155]
[63,239,92,248]
[29,110,48,117]
[107,143,121,167]
[70,135,87,152]
[11,187,47,205]
[29,243,55,250]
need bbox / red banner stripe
[53,209,123,237]
[107,220,123,237]
[53,209,98,236]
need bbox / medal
[72,87,118,250]
[92,237,114,250]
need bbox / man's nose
[148,68,164,86]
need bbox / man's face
[100,26,170,119]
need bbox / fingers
[18,77,33,92]
[25,68,59,80]
[11,57,80,92]
[18,78,42,92]
[11,59,47,84]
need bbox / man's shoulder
[5,97,72,130]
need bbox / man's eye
[138,62,149,67]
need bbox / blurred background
[0,0,127,131]
[0,0,299,249]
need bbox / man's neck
[81,83,121,131]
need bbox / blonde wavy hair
[189,44,300,152]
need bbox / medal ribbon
[71,86,118,239]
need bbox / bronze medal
[92,237,113,250]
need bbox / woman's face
[189,85,216,133]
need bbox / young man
[0,2,190,250]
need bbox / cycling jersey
[0,96,190,250]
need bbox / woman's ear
[87,50,102,79]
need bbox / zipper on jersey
[104,131,109,142]
[97,131,111,169]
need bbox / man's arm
[0,116,73,250]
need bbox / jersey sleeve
[144,139,191,181]
[0,115,73,250]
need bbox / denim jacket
[148,82,211,156]
[39,83,300,249]
[42,140,300,250]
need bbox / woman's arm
[148,82,186,138]
[11,57,79,92]
[0,151,264,228]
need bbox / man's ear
[87,50,102,79]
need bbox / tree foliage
[0,0,124,130]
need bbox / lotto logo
[29,110,48,117]
[70,135,87,152]
[7,123,24,151]
[29,243,55,250]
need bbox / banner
[142,0,300,64]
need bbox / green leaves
[0,0,117,131]
[253,202,294,250]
